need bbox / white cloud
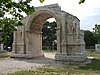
[30,0,100,30]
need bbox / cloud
[80,9,100,30]
[80,3,100,30]
[30,0,100,30]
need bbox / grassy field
[5,51,100,75]
[0,51,11,58]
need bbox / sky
[30,0,100,31]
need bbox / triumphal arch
[12,4,87,62]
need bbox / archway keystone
[12,4,87,62]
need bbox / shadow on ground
[11,52,65,68]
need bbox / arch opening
[28,12,59,57]
[42,18,57,53]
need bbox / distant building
[95,44,100,52]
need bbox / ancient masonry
[12,4,87,63]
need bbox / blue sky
[30,0,100,31]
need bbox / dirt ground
[0,52,65,74]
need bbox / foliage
[39,0,45,3]
[0,0,92,47]
[0,18,18,48]
[42,21,57,48]
[84,30,96,47]
[0,0,34,45]
[79,0,85,4]
[93,24,100,44]
[0,0,35,17]
[0,0,45,19]
[0,0,85,47]
[0,0,45,46]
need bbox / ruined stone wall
[12,4,87,63]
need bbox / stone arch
[28,9,61,32]
[25,9,62,57]
[12,4,87,63]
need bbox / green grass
[7,68,68,75]
[0,52,11,58]
[6,51,100,75]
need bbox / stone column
[16,26,25,54]
[12,31,17,53]
[0,44,3,51]
[12,26,26,58]
[60,13,67,54]
[56,27,61,54]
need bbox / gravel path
[0,52,64,74]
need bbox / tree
[84,30,96,48]
[79,0,85,4]
[42,21,57,50]
[0,0,84,48]
[93,24,100,44]
[0,0,33,46]
[0,0,44,47]
[0,0,45,18]
[0,18,18,49]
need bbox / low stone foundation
[11,52,44,59]
[55,52,87,62]
[55,58,91,65]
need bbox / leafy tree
[42,21,57,49]
[0,18,18,48]
[0,0,33,46]
[79,0,85,4]
[0,0,85,48]
[84,30,96,48]
[0,0,44,48]
[93,24,100,44]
